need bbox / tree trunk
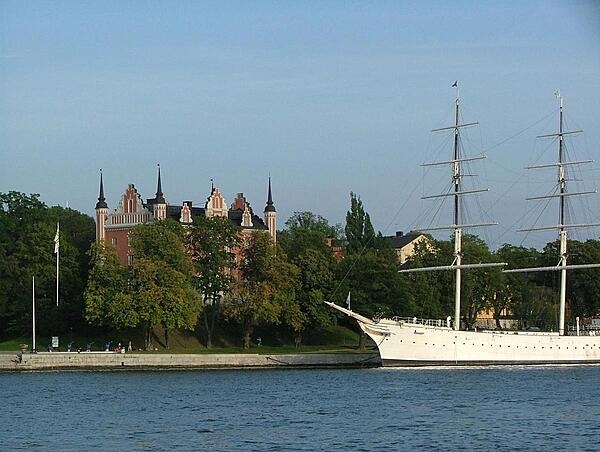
[243,331,251,349]
[294,333,302,349]
[164,328,169,349]
[203,309,213,349]
[145,327,151,351]
[358,331,366,351]
[202,294,219,349]
[495,315,502,330]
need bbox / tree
[292,249,335,340]
[400,234,503,330]
[188,215,240,348]
[337,193,414,349]
[279,211,338,346]
[130,257,200,350]
[85,219,201,350]
[222,232,298,349]
[400,237,449,319]
[129,219,201,349]
[84,241,134,329]
[567,239,600,319]
[0,192,95,339]
[279,211,340,258]
[459,235,502,329]
[345,192,376,254]
[494,244,542,329]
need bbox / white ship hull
[326,302,600,366]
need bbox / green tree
[0,192,94,339]
[345,192,376,254]
[459,235,502,329]
[401,234,502,329]
[279,211,338,346]
[539,238,600,326]
[567,239,600,319]
[85,219,201,350]
[188,215,240,348]
[292,249,335,341]
[336,194,414,349]
[400,237,449,319]
[130,257,200,350]
[223,232,299,349]
[494,244,543,329]
[129,219,201,349]
[84,241,136,329]
[279,211,340,258]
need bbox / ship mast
[401,84,505,331]
[558,93,567,335]
[505,91,600,335]
[452,93,463,332]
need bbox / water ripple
[3,366,600,450]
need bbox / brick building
[95,167,277,265]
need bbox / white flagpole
[56,245,59,307]
[32,276,36,352]
[54,222,59,307]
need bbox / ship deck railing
[387,317,451,328]
[380,316,600,336]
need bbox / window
[111,237,117,246]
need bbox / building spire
[155,164,166,204]
[95,169,108,209]
[264,176,276,213]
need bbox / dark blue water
[2,366,600,451]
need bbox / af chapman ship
[327,89,600,366]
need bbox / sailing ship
[327,89,600,366]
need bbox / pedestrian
[127,340,132,352]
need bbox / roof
[163,203,267,230]
[228,208,268,230]
[385,232,426,249]
[165,204,205,220]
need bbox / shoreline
[1,350,381,372]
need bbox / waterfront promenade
[0,350,380,371]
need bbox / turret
[95,170,109,242]
[152,164,167,220]
[263,177,277,242]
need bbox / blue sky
[2,1,599,249]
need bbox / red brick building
[95,167,277,265]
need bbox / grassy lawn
[0,325,375,354]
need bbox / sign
[52,336,59,348]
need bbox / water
[2,366,600,451]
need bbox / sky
[2,0,600,250]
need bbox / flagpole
[56,244,59,307]
[55,222,59,307]
[32,276,36,352]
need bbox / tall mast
[400,83,506,330]
[453,93,462,331]
[557,92,567,335]
[505,91,600,335]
